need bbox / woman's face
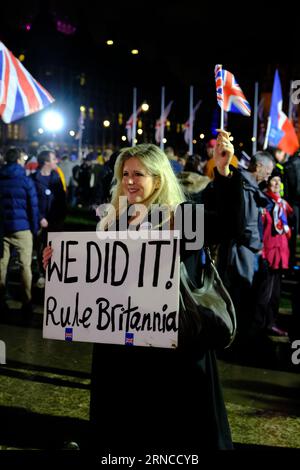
[122,157,158,204]
[268,176,281,194]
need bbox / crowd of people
[1,138,299,333]
[1,134,300,451]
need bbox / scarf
[265,190,289,235]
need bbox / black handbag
[179,248,237,351]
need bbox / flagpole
[220,64,224,130]
[288,80,293,120]
[189,86,194,155]
[252,82,259,155]
[78,109,84,161]
[160,86,165,150]
[220,106,224,130]
[263,116,271,150]
[132,87,137,146]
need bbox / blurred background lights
[106,40,114,46]
[38,128,44,134]
[69,130,75,137]
[141,103,149,112]
[131,49,139,55]
[103,120,110,127]
[42,111,64,132]
[121,136,127,141]
[137,128,143,135]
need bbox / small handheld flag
[214,64,251,117]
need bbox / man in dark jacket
[31,149,66,287]
[0,147,39,320]
[215,151,274,344]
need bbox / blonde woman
[43,131,243,452]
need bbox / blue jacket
[0,163,39,235]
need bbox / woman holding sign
[43,130,244,453]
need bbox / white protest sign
[43,231,180,348]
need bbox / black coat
[90,169,244,453]
[31,170,66,229]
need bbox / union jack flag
[155,100,173,143]
[0,41,54,124]
[214,64,251,116]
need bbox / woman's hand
[42,245,53,271]
[214,129,234,177]
[40,218,49,228]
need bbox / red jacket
[262,196,293,269]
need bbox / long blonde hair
[99,144,186,229]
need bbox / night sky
[1,1,299,153]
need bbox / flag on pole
[125,105,142,143]
[155,100,173,143]
[75,110,85,140]
[183,100,202,144]
[214,64,251,116]
[0,41,54,123]
[268,70,299,155]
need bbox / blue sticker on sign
[125,332,134,346]
[65,328,73,342]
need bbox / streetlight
[42,111,64,132]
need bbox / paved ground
[0,221,299,453]
[0,301,299,451]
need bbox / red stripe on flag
[9,51,40,112]
[0,50,10,115]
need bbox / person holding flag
[204,65,249,180]
[214,64,251,129]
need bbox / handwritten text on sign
[43,231,180,348]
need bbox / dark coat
[0,163,39,235]
[89,169,244,453]
[214,168,269,285]
[31,170,66,228]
